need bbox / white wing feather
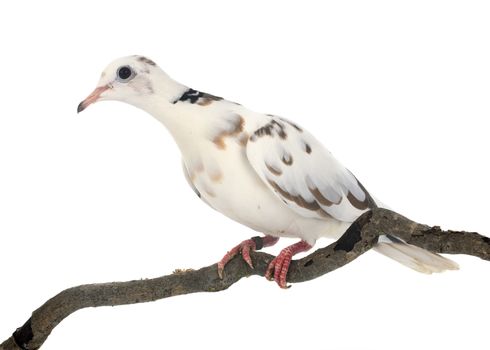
[246,116,375,223]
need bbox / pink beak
[77,85,110,113]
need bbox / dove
[78,55,458,288]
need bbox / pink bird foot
[218,235,279,278]
[265,240,312,288]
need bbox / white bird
[78,55,458,288]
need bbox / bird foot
[265,240,312,288]
[218,235,279,279]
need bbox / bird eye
[116,65,135,82]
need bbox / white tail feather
[372,199,459,273]
[374,241,459,274]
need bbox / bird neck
[131,77,209,156]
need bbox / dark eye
[116,65,134,81]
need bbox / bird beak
[77,85,110,113]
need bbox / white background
[0,1,489,349]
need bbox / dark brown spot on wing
[346,175,377,210]
[251,120,287,141]
[281,152,293,165]
[268,180,317,210]
[356,179,378,209]
[265,162,282,176]
[346,191,369,210]
[304,142,312,154]
[267,179,330,217]
[308,186,341,206]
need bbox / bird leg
[218,235,279,278]
[265,240,312,288]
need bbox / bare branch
[1,208,489,350]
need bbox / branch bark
[1,208,489,350]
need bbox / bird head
[77,55,171,113]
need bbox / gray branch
[1,208,489,350]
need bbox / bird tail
[371,198,458,273]
[374,235,459,274]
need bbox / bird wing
[245,116,376,222]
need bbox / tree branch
[1,208,489,350]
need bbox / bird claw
[265,240,312,288]
[265,249,293,288]
[217,239,257,279]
